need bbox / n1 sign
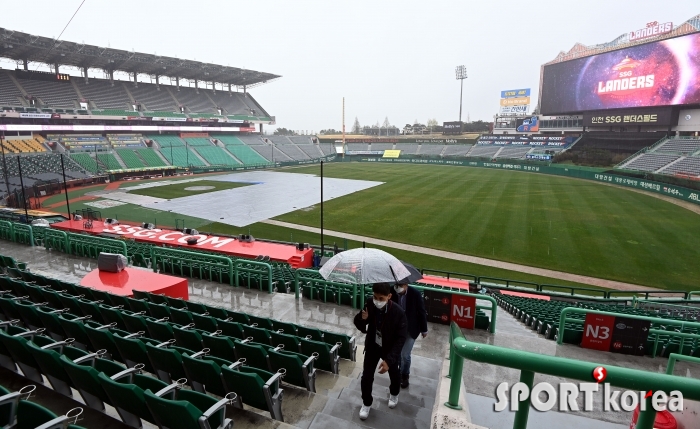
[451,295,476,329]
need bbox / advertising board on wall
[499,88,531,116]
[583,107,676,127]
[541,32,700,114]
[442,121,463,135]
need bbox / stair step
[337,388,431,428]
[364,371,439,392]
[407,355,442,380]
[227,406,298,429]
[320,397,427,429]
[278,384,330,429]
[308,412,370,429]
[314,371,355,397]
[345,379,435,409]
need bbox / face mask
[394,285,406,294]
[373,299,387,309]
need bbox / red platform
[52,220,314,268]
[80,267,189,299]
[419,275,471,290]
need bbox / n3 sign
[451,295,476,329]
[581,314,615,352]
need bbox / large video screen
[541,32,700,114]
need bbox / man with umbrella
[319,248,411,420]
[391,274,428,388]
[354,283,407,419]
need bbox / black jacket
[391,286,428,340]
[354,300,407,366]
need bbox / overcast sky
[0,1,697,132]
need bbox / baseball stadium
[0,9,697,429]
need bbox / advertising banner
[499,105,529,115]
[501,89,531,98]
[500,97,531,106]
[382,150,401,158]
[19,113,52,119]
[541,32,700,114]
[443,121,463,135]
[583,107,675,126]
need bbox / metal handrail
[557,307,700,345]
[447,322,700,429]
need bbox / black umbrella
[397,261,423,285]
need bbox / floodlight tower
[455,65,468,123]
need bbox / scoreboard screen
[15,69,71,83]
[541,32,700,114]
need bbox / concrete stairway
[306,350,441,429]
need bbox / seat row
[2,268,356,361]
[0,280,329,394]
[0,383,85,429]
[0,323,238,428]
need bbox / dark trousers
[361,343,401,406]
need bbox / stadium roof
[0,28,280,87]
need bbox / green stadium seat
[113,332,156,373]
[144,341,192,384]
[181,352,232,396]
[233,339,269,371]
[57,314,92,350]
[169,306,194,326]
[60,352,126,411]
[270,320,298,336]
[145,318,176,343]
[322,331,357,361]
[143,386,234,429]
[98,366,170,428]
[121,310,150,333]
[221,360,284,421]
[244,325,271,345]
[300,338,340,374]
[192,312,218,332]
[16,398,86,429]
[267,346,317,392]
[216,319,246,340]
[296,325,323,342]
[247,315,274,330]
[201,332,237,362]
[173,324,206,352]
[0,329,54,383]
[27,339,87,397]
[269,330,301,353]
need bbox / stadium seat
[0,328,53,383]
[143,386,234,429]
[201,332,237,362]
[267,346,317,392]
[232,339,269,370]
[113,332,157,373]
[16,398,86,429]
[27,339,87,397]
[144,340,193,384]
[244,324,271,345]
[300,338,340,374]
[172,324,206,352]
[220,359,284,421]
[60,351,126,411]
[181,352,232,396]
[98,366,170,428]
[269,330,301,353]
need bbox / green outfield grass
[127,180,250,199]
[272,163,700,291]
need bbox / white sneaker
[388,394,399,409]
[359,405,371,420]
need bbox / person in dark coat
[391,283,428,388]
[353,283,408,420]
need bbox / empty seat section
[96,153,121,170]
[70,153,99,173]
[195,146,241,166]
[160,147,206,167]
[136,148,169,167]
[115,149,146,168]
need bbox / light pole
[456,65,468,123]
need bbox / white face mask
[394,285,406,294]
[373,299,387,309]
